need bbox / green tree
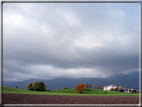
[39,81,46,91]
[32,81,40,91]
[27,83,34,91]
[44,83,47,91]
[27,83,30,90]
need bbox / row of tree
[76,83,101,92]
[27,81,46,91]
[85,83,101,89]
[57,84,101,91]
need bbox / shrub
[119,89,124,92]
[136,90,139,93]
[105,91,107,94]
[57,87,62,90]
[64,87,68,90]
[76,83,86,93]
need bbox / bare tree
[86,83,89,90]
[94,84,97,89]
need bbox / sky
[3,2,140,81]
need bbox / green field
[2,86,139,96]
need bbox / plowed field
[2,93,139,104]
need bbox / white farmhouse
[103,85,117,90]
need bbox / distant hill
[3,71,139,90]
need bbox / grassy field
[2,86,139,96]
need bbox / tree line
[27,81,46,91]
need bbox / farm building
[103,85,117,90]
[124,88,136,93]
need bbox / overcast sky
[3,3,139,81]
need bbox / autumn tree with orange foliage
[98,85,101,89]
[76,83,86,93]
[89,84,92,88]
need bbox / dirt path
[2,93,139,104]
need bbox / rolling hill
[3,71,139,90]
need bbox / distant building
[124,88,136,93]
[103,85,117,90]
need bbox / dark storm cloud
[3,3,139,81]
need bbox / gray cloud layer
[3,3,139,81]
